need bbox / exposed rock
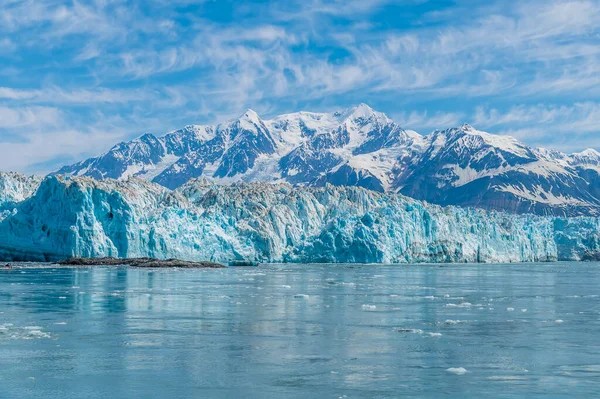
[57,257,224,268]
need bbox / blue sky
[1,0,599,173]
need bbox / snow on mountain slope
[1,175,600,263]
[55,124,215,181]
[571,148,600,171]
[55,105,600,216]
[395,124,600,216]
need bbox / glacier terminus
[0,171,599,263]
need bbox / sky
[1,0,600,174]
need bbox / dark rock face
[58,257,224,268]
[353,123,406,155]
[279,143,343,184]
[315,164,385,192]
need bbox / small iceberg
[447,367,468,375]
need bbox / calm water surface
[1,263,599,398]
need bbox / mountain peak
[336,103,390,125]
[139,133,157,140]
[578,148,600,157]
[349,103,375,118]
[234,109,265,131]
[356,102,374,112]
[240,109,261,121]
[460,123,475,131]
[571,148,600,165]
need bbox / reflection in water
[1,263,600,398]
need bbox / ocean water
[1,262,599,398]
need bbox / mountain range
[55,104,600,216]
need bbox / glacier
[0,171,599,263]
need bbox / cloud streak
[0,0,599,172]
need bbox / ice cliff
[0,172,599,263]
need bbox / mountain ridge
[54,104,600,216]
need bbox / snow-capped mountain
[55,104,600,216]
[2,172,600,263]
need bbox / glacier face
[54,104,600,216]
[0,172,599,263]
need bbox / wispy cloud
[0,86,153,104]
[0,106,63,129]
[0,0,599,172]
[473,102,600,151]
[474,102,600,133]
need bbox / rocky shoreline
[57,257,225,268]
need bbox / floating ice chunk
[521,309,527,312]
[507,307,515,311]
[428,332,442,337]
[294,294,309,299]
[396,328,424,334]
[361,304,376,311]
[555,319,564,323]
[2,326,53,340]
[446,302,472,308]
[442,320,464,325]
[27,330,51,339]
[486,376,528,381]
[447,367,468,375]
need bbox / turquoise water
[1,263,599,398]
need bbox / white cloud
[393,110,465,131]
[1,0,600,172]
[472,102,600,151]
[0,86,153,104]
[0,106,63,129]
[0,128,126,174]
[474,102,600,133]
